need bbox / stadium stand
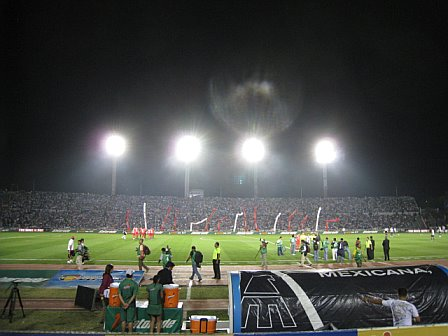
[0,191,423,231]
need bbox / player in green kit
[147,274,164,334]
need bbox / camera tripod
[1,281,25,323]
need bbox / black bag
[194,251,203,264]
[143,245,151,255]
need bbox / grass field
[0,231,447,333]
[0,232,447,265]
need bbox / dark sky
[2,1,447,200]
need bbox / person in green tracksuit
[119,269,139,333]
[353,247,364,267]
[147,274,164,334]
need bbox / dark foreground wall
[229,265,448,333]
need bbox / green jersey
[146,283,163,316]
[147,283,163,305]
[162,253,172,267]
[354,249,363,262]
[119,278,138,305]
[190,250,197,265]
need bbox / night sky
[2,1,447,200]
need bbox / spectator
[290,234,296,255]
[256,239,268,270]
[322,237,329,261]
[312,238,319,263]
[137,239,149,272]
[370,236,376,259]
[276,236,284,256]
[67,236,75,264]
[299,240,312,267]
[382,236,390,261]
[75,239,84,270]
[362,288,420,327]
[365,237,373,260]
[186,246,202,282]
[157,261,175,285]
[98,263,114,323]
[337,238,345,264]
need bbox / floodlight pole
[184,165,190,198]
[322,164,328,198]
[111,157,118,196]
[253,165,259,199]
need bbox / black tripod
[1,281,25,323]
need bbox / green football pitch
[0,232,446,265]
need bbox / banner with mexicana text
[230,264,448,333]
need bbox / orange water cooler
[108,282,120,307]
[190,315,217,334]
[163,284,179,308]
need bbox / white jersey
[382,299,419,326]
[67,238,74,251]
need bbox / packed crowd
[0,191,422,231]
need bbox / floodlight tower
[104,134,126,196]
[315,139,336,198]
[176,135,201,198]
[242,138,265,198]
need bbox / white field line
[183,279,194,320]
[0,255,446,263]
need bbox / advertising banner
[230,265,448,333]
[105,306,183,333]
[46,270,145,288]
[358,324,448,336]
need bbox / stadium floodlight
[175,135,201,198]
[242,138,265,198]
[314,138,337,198]
[104,134,126,196]
[242,138,265,163]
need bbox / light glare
[315,139,336,164]
[105,134,126,157]
[176,135,201,163]
[242,138,265,163]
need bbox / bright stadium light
[242,138,265,198]
[176,135,201,164]
[242,138,265,163]
[105,134,126,157]
[104,134,126,196]
[176,135,201,198]
[314,138,337,198]
[315,139,336,164]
